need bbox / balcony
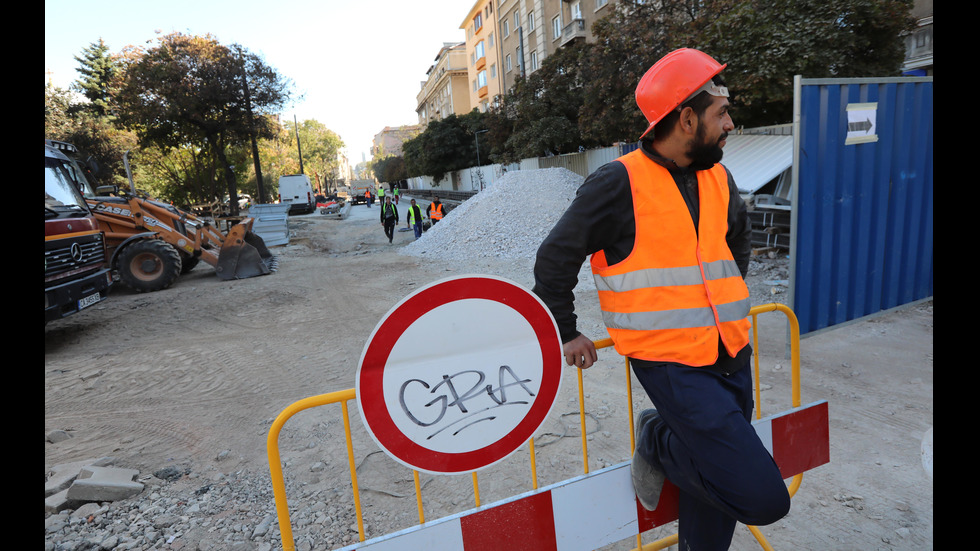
[559,18,586,48]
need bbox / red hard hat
[636,48,727,140]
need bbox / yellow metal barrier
[268,303,805,551]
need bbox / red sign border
[356,275,562,474]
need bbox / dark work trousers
[383,216,396,243]
[631,356,790,550]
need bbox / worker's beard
[688,125,726,170]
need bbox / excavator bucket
[215,222,278,281]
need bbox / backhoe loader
[67,146,277,293]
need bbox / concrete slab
[45,457,116,497]
[64,466,143,503]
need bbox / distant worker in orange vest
[532,48,789,550]
[426,196,444,225]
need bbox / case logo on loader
[92,203,132,217]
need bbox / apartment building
[498,0,617,93]
[372,125,422,158]
[461,0,505,112]
[416,42,472,128]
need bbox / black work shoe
[632,409,666,511]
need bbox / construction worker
[377,185,385,205]
[380,195,398,244]
[427,196,444,225]
[532,48,789,550]
[406,198,423,240]
[393,186,400,205]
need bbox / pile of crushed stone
[399,168,585,262]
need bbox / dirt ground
[44,198,933,550]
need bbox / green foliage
[113,32,292,212]
[284,118,345,193]
[373,155,407,183]
[689,0,915,126]
[402,112,491,183]
[45,82,138,192]
[501,42,603,160]
[71,39,117,119]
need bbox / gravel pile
[400,168,585,262]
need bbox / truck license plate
[78,292,101,310]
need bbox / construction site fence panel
[268,303,829,551]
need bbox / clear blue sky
[45,0,470,164]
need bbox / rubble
[45,457,143,514]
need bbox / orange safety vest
[429,202,443,220]
[590,149,750,367]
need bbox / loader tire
[180,255,201,274]
[118,239,182,293]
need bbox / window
[474,13,483,31]
[503,18,510,37]
[514,11,520,31]
[552,14,562,40]
[530,50,538,71]
[475,41,485,60]
[478,70,487,88]
[596,0,607,8]
[528,12,535,31]
[505,53,512,72]
[572,0,582,20]
[490,63,496,79]
[488,32,494,48]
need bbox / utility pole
[294,115,304,175]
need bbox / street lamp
[474,129,489,168]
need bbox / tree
[502,41,600,161]
[45,81,137,192]
[72,39,117,119]
[692,0,915,126]
[577,0,915,133]
[113,32,292,213]
[373,155,407,183]
[286,118,345,193]
[402,113,474,183]
[578,1,684,144]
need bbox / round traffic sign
[356,275,563,474]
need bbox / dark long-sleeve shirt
[532,141,753,373]
[380,202,398,223]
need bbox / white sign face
[846,102,878,145]
[356,275,563,475]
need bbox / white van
[277,174,315,214]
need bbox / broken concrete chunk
[65,466,144,503]
[45,457,116,497]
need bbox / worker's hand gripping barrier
[267,303,829,551]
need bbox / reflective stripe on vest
[430,203,443,220]
[590,149,750,367]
